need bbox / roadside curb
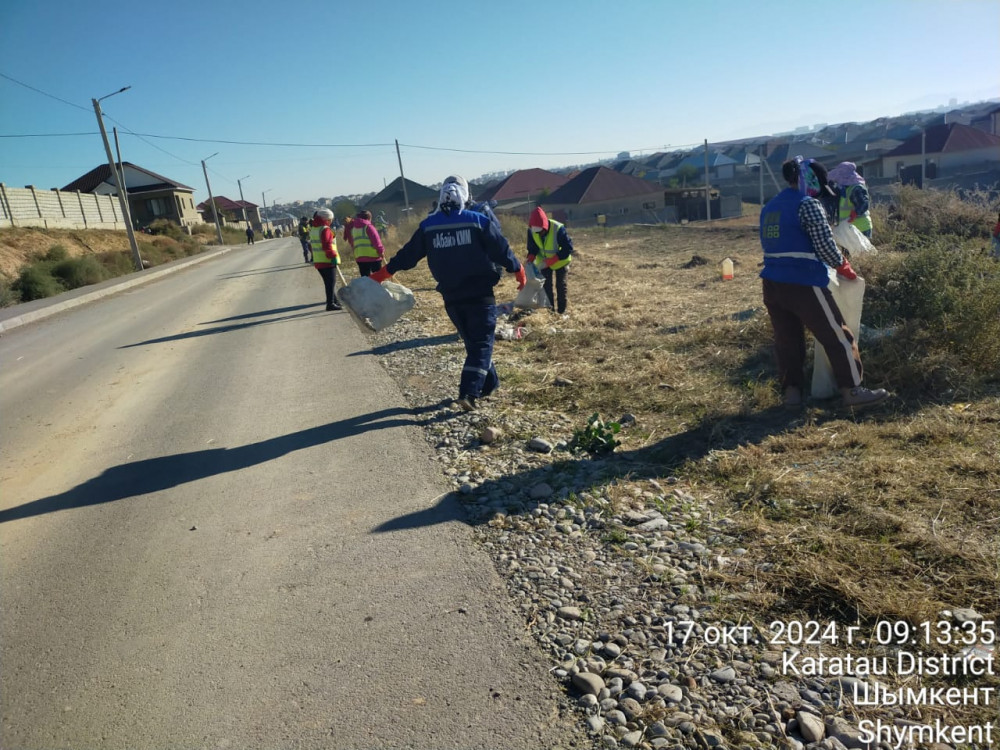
[0,244,241,334]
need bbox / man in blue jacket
[371,178,526,411]
[760,158,888,410]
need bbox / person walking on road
[310,209,342,311]
[526,207,573,314]
[346,210,386,277]
[246,225,255,245]
[297,216,312,262]
[370,177,526,411]
[760,158,888,410]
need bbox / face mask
[531,226,543,233]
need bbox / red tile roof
[545,166,661,205]
[476,168,569,202]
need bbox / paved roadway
[0,240,565,749]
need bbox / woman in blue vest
[526,207,574,314]
[370,177,526,411]
[760,158,888,410]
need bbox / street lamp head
[98,85,132,102]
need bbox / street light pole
[92,88,143,271]
[201,153,224,245]
[237,175,250,225]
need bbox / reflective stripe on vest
[309,225,338,265]
[351,225,378,261]
[838,186,872,233]
[530,219,571,271]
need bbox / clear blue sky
[2,0,998,209]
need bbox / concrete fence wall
[0,184,126,231]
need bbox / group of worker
[293,177,574,411]
[293,157,887,416]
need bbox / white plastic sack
[812,272,866,399]
[337,276,415,332]
[833,221,877,255]
[513,263,551,309]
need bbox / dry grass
[380,205,1000,634]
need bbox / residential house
[881,122,1000,185]
[476,168,569,219]
[364,177,438,224]
[196,196,249,224]
[542,166,665,227]
[62,162,201,227]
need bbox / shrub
[0,279,20,307]
[43,244,69,262]
[148,219,185,241]
[51,255,108,289]
[14,265,64,301]
[863,240,1000,395]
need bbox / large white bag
[338,276,415,332]
[513,263,551,309]
[833,221,877,255]
[812,272,865,399]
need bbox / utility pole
[703,139,711,222]
[92,89,143,271]
[112,127,129,210]
[237,175,250,225]
[261,190,272,232]
[395,139,410,215]
[201,153,224,245]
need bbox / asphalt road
[0,240,566,749]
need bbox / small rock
[480,426,502,444]
[528,437,553,453]
[557,606,583,621]
[795,711,825,743]
[571,672,605,696]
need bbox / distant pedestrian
[298,216,311,262]
[760,158,888,410]
[309,209,342,311]
[828,162,874,238]
[526,207,574,314]
[346,210,386,277]
[246,225,255,245]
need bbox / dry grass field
[380,195,1000,641]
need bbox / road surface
[0,240,567,749]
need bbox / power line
[0,72,91,112]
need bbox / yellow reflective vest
[351,224,379,262]
[530,219,572,271]
[309,225,339,265]
[837,185,872,234]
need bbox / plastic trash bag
[812,271,866,399]
[513,263,551,309]
[338,276,415,332]
[833,221,877,255]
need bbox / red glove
[849,210,858,223]
[514,267,527,291]
[835,260,857,280]
[370,267,392,283]
[525,254,536,264]
[544,256,560,269]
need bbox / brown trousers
[762,278,862,391]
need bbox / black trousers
[542,266,569,313]
[316,266,337,305]
[357,260,382,277]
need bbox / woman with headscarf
[828,162,873,238]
